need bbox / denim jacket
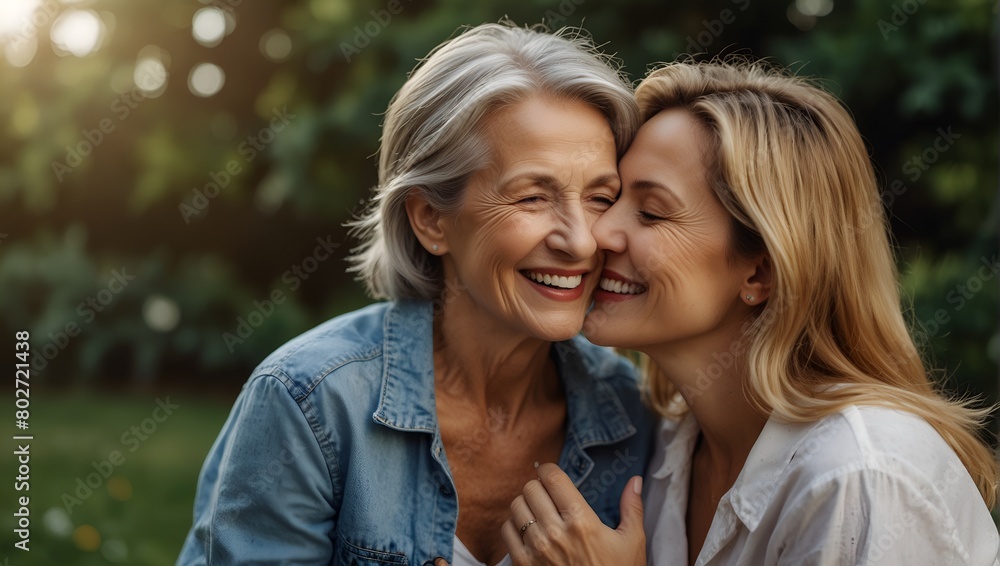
[178,300,655,565]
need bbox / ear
[740,254,772,306]
[405,189,448,255]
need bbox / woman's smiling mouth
[520,269,589,301]
[523,271,584,289]
[594,269,647,302]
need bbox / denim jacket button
[439,484,454,497]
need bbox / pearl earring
[746,294,755,302]
[432,244,439,252]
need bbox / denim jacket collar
[373,300,637,447]
[373,300,438,433]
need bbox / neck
[433,299,561,426]
[646,325,767,475]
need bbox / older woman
[177,23,655,566]
[503,60,1000,565]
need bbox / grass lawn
[0,392,233,565]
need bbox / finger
[509,494,537,536]
[536,462,598,520]
[617,476,645,538]
[522,478,563,527]
[501,518,532,565]
[434,559,449,566]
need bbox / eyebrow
[587,174,621,189]
[630,179,683,206]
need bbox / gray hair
[346,22,640,300]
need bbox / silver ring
[519,519,537,536]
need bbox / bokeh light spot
[42,507,74,538]
[787,3,817,31]
[107,475,133,501]
[0,0,41,39]
[4,34,37,67]
[309,0,349,23]
[254,172,293,214]
[188,62,225,97]
[192,7,226,47]
[223,10,237,35]
[50,9,103,57]
[134,56,168,97]
[795,0,834,17]
[143,295,180,332]
[260,29,292,62]
[73,524,102,552]
[102,539,129,562]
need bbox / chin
[581,330,611,346]
[538,326,584,342]
[526,316,585,343]
[581,311,617,345]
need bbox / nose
[547,200,597,260]
[592,199,627,254]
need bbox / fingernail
[632,476,642,495]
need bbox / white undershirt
[451,537,513,566]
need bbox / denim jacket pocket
[335,533,409,566]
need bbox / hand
[501,463,646,566]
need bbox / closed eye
[638,210,667,222]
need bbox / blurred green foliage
[0,0,995,415]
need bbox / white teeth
[599,277,646,295]
[526,271,583,289]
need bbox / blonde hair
[346,22,639,300]
[634,59,998,507]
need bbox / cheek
[637,227,732,300]
[451,205,514,262]
[449,208,542,286]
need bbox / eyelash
[638,210,667,222]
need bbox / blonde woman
[501,60,1000,565]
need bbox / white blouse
[644,405,1000,565]
[451,537,512,566]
